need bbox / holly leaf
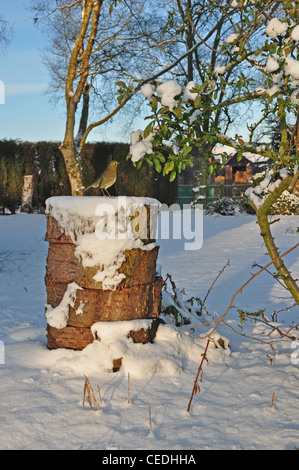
[183,145,192,158]
[169,169,177,182]
[163,160,175,175]
[154,158,162,173]
[194,95,201,109]
[143,123,153,139]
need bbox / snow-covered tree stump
[44,196,163,370]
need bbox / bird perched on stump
[84,161,118,196]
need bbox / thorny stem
[199,259,230,314]
[187,339,210,412]
[221,310,298,344]
[180,242,299,340]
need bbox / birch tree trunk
[60,0,101,195]
[60,101,85,195]
[193,138,213,208]
[21,175,34,212]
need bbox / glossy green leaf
[154,158,162,173]
[163,160,175,175]
[169,169,177,182]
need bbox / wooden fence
[177,183,251,207]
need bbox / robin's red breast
[84,161,118,196]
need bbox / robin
[84,161,118,196]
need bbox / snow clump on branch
[284,57,299,80]
[129,80,199,163]
[245,168,290,209]
[156,80,182,111]
[129,129,154,163]
[181,81,199,101]
[291,25,299,41]
[265,55,280,73]
[265,18,288,39]
[225,33,238,44]
[214,65,227,76]
[250,19,299,98]
[140,83,155,101]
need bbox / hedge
[0,140,178,213]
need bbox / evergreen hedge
[0,140,24,214]
[0,140,178,213]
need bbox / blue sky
[0,0,128,143]
[0,1,255,145]
[0,0,65,141]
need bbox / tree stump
[21,175,34,213]
[44,196,163,368]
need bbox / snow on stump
[44,196,163,366]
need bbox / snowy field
[0,211,298,450]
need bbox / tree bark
[75,82,91,151]
[60,100,85,195]
[60,0,101,195]
[21,175,34,212]
[193,143,213,208]
[254,174,299,305]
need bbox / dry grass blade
[83,375,100,411]
[149,406,152,432]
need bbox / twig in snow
[149,406,152,432]
[271,303,297,322]
[187,339,210,413]
[252,260,288,292]
[199,259,230,314]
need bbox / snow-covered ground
[0,211,298,450]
